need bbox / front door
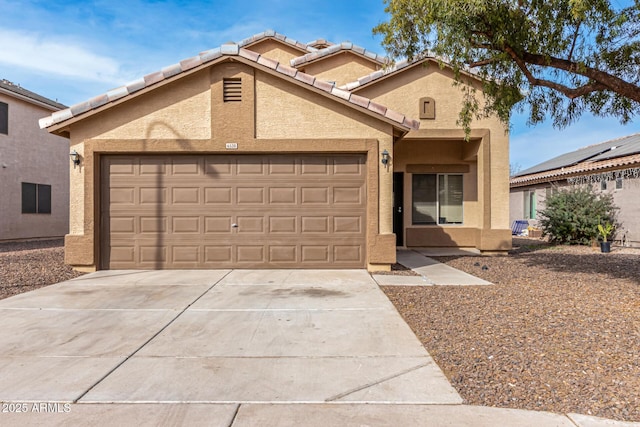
[393,172,404,246]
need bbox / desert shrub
[539,186,618,245]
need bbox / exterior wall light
[381,149,390,166]
[69,150,80,168]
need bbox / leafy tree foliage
[374,0,640,134]
[539,186,618,244]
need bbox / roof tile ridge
[236,29,314,53]
[290,42,389,67]
[39,44,419,131]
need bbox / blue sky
[2,0,639,171]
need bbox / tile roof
[237,30,317,53]
[39,44,419,131]
[0,79,66,110]
[290,42,389,68]
[510,133,640,187]
[513,133,640,178]
[510,152,640,187]
[339,55,483,91]
[306,39,334,49]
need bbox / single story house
[40,30,511,271]
[510,133,640,247]
[0,79,69,241]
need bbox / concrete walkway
[373,249,492,286]
[0,269,637,426]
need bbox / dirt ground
[382,238,640,422]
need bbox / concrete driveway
[0,269,465,424]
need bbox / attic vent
[223,78,242,102]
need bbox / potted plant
[597,222,614,253]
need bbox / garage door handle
[231,223,238,228]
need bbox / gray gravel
[383,238,640,422]
[0,239,84,300]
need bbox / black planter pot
[600,241,611,253]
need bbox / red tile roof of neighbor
[39,42,420,131]
[510,153,640,187]
[290,42,389,68]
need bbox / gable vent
[223,78,242,102]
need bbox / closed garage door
[101,154,367,269]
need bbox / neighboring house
[0,79,69,241]
[510,133,640,246]
[39,30,511,272]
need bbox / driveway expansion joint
[72,270,233,403]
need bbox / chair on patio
[511,220,529,236]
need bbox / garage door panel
[172,187,200,204]
[333,187,364,204]
[237,246,265,263]
[237,187,265,204]
[140,187,167,204]
[172,246,200,264]
[302,246,329,262]
[334,246,362,263]
[172,217,201,234]
[205,246,233,263]
[237,216,264,233]
[205,187,232,204]
[301,216,329,233]
[140,216,167,233]
[205,217,232,233]
[334,216,362,233]
[102,154,366,269]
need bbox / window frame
[411,173,464,226]
[0,101,8,135]
[615,176,623,190]
[21,182,52,214]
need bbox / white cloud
[0,29,125,85]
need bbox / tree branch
[469,58,497,67]
[502,44,608,98]
[568,21,582,62]
[521,51,640,102]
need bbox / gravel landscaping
[383,238,640,422]
[0,239,84,300]
[2,238,638,421]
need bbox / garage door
[101,154,367,269]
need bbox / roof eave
[44,51,418,135]
[0,87,64,112]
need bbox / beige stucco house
[0,79,69,241]
[40,30,511,271]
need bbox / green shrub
[539,186,618,245]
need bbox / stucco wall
[355,62,511,250]
[72,71,212,142]
[609,176,640,246]
[300,53,380,87]
[255,70,392,140]
[0,93,69,240]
